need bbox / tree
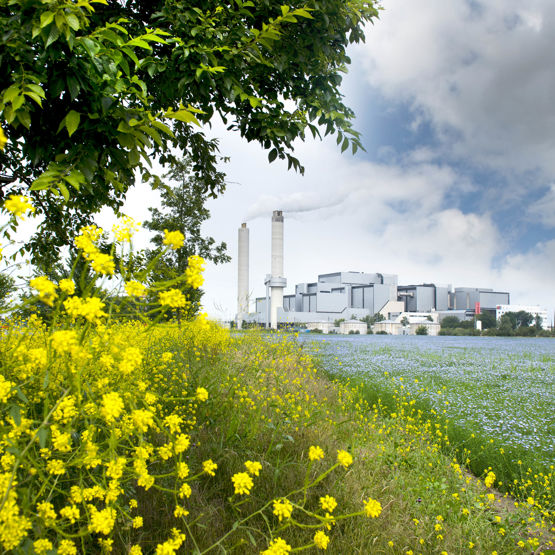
[498,313,516,335]
[514,310,533,328]
[1,0,379,263]
[360,312,385,326]
[415,325,428,335]
[477,310,496,329]
[400,316,409,327]
[143,157,230,316]
[534,313,543,331]
[440,316,462,329]
[0,273,15,307]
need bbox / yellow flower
[113,215,140,242]
[30,276,57,306]
[244,460,262,476]
[64,296,106,323]
[60,505,80,523]
[185,255,205,288]
[0,127,7,150]
[46,459,66,475]
[272,498,293,521]
[319,495,337,513]
[133,516,143,528]
[37,501,57,523]
[4,194,35,219]
[313,530,330,550]
[88,506,116,535]
[58,540,77,555]
[90,252,115,275]
[231,471,253,495]
[33,539,53,554]
[125,280,147,298]
[0,374,15,403]
[178,483,192,499]
[261,537,292,555]
[177,462,189,479]
[100,392,124,422]
[59,279,75,295]
[159,289,187,308]
[336,449,353,468]
[174,434,190,454]
[309,445,324,461]
[364,498,382,518]
[163,229,185,250]
[51,426,72,452]
[202,459,217,476]
[196,387,208,402]
[484,471,496,488]
[130,546,142,555]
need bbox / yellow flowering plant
[0,195,391,553]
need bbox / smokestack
[237,223,249,329]
[270,210,286,329]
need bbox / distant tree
[334,318,345,327]
[0,273,15,307]
[415,325,428,335]
[143,158,231,318]
[440,316,461,329]
[360,312,385,326]
[514,311,534,328]
[477,310,496,329]
[534,314,543,331]
[498,313,516,335]
[400,316,410,327]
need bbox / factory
[236,211,511,330]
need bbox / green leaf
[268,148,278,163]
[65,110,80,137]
[40,11,54,28]
[3,85,20,104]
[166,109,200,126]
[66,14,80,31]
[9,405,21,427]
[37,427,48,449]
[58,181,70,201]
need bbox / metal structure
[236,223,249,329]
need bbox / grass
[169,330,554,553]
[2,321,553,553]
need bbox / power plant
[236,211,519,330]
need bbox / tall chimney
[270,210,286,329]
[237,223,249,328]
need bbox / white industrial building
[235,212,518,332]
[496,304,549,329]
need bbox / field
[302,334,555,507]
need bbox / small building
[373,312,440,336]
[339,320,367,335]
[306,321,335,334]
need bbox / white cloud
[356,0,555,180]
[528,184,555,227]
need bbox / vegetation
[415,324,428,335]
[440,311,553,337]
[311,338,555,512]
[1,0,377,263]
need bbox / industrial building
[236,212,514,331]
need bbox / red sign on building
[475,302,481,314]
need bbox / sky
[189,0,554,323]
[19,0,554,323]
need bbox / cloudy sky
[111,0,555,322]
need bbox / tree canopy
[0,0,379,262]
